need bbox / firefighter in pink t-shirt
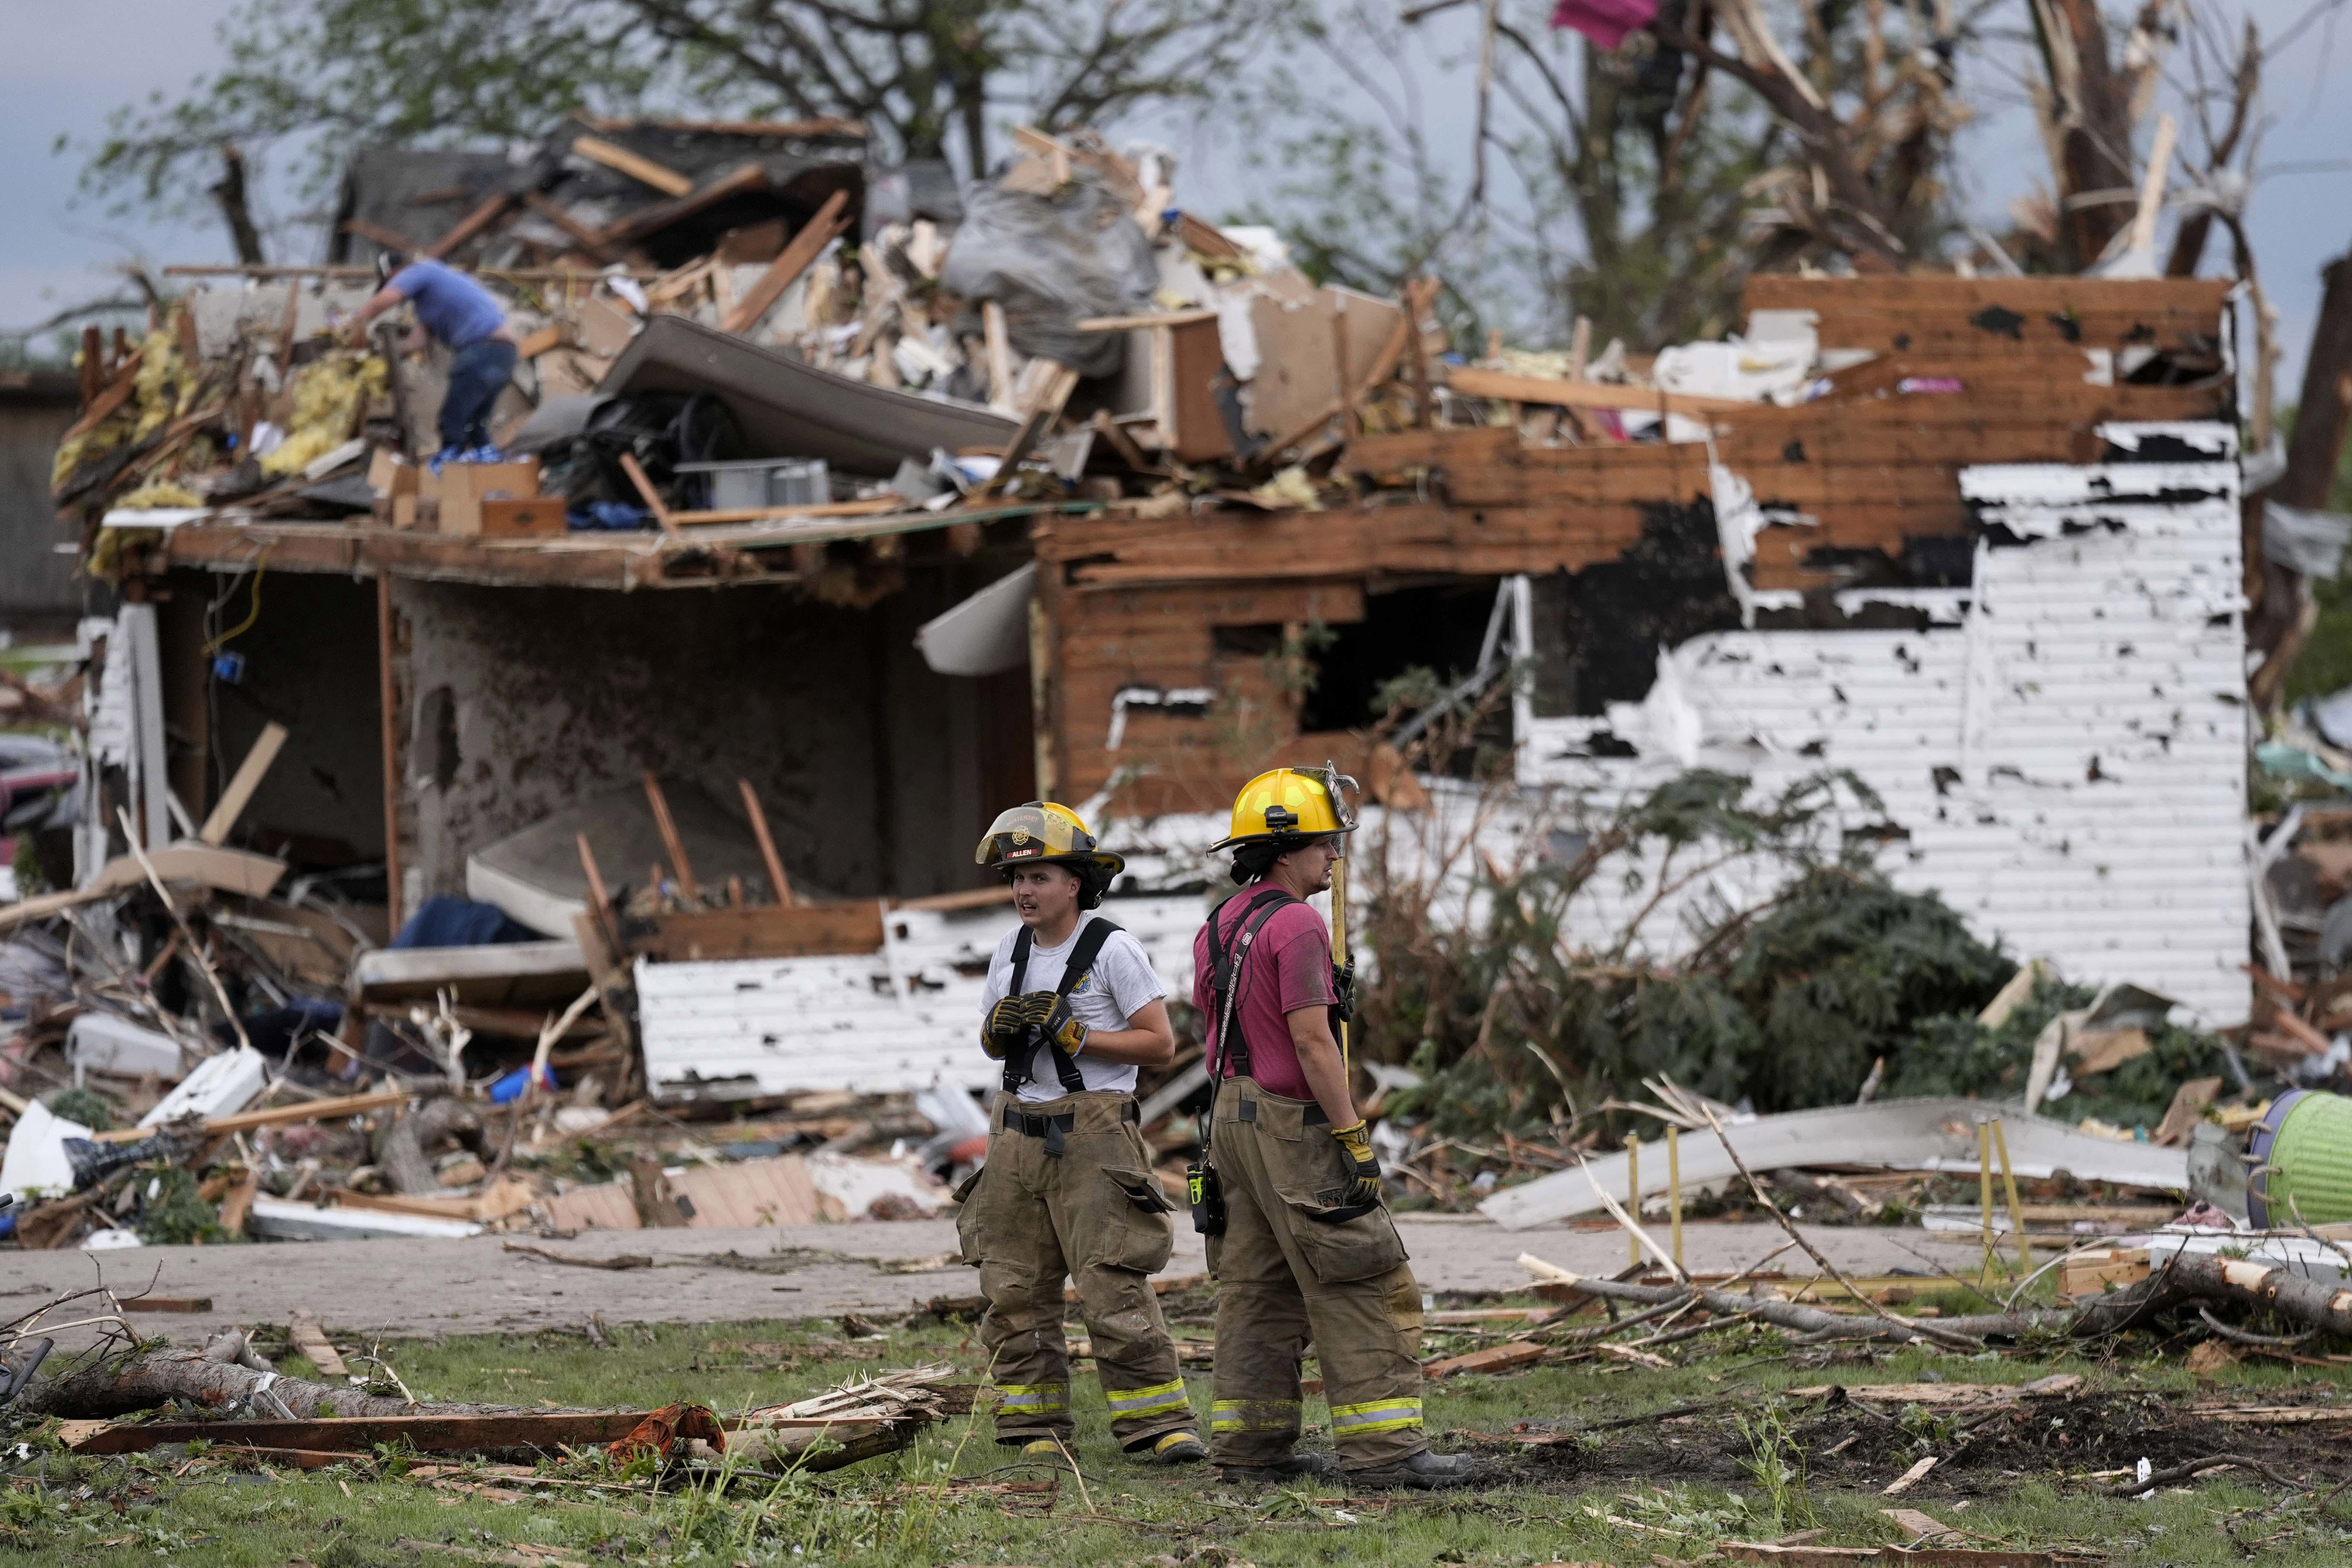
[1188,768,1476,1490]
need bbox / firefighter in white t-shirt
[954,801,1206,1467]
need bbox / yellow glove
[1330,1120,1382,1208]
[981,995,1030,1060]
[1035,992,1088,1056]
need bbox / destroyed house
[59,203,2249,1100]
[329,115,904,272]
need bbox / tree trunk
[208,145,267,266]
[2281,247,2352,512]
[17,1346,520,1422]
[2048,0,2136,269]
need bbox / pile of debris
[0,708,979,1250]
[51,109,1876,561]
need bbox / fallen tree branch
[501,1242,654,1271]
[1700,1104,1984,1350]
[16,1345,523,1421]
[1541,1272,2081,1344]
[2108,1452,2301,1496]
[2197,1306,2320,1348]
[2115,1250,2352,1340]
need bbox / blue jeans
[439,336,518,451]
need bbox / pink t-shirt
[1190,892,1336,1100]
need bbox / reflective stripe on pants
[1106,1379,1192,1419]
[1209,1397,1302,1435]
[967,1090,1194,1449]
[994,1382,1069,1415]
[1330,1397,1424,1438]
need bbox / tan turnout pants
[1205,1076,1427,1471]
[955,1089,1197,1451]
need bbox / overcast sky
[8,0,2349,388]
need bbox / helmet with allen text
[974,801,1125,907]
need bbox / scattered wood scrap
[1422,1342,1549,1379]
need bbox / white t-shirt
[980,916,1167,1103]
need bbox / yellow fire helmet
[975,801,1126,883]
[1208,766,1358,851]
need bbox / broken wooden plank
[1421,1342,1548,1378]
[625,901,884,962]
[1881,1508,1965,1542]
[639,772,701,900]
[976,362,1079,498]
[592,164,769,250]
[423,191,519,261]
[217,1168,259,1236]
[340,218,419,254]
[1881,1455,1938,1495]
[288,1311,348,1378]
[198,722,288,845]
[0,843,287,933]
[521,192,623,263]
[92,1088,407,1145]
[59,348,146,444]
[720,188,851,335]
[616,450,680,536]
[738,778,795,906]
[571,135,694,197]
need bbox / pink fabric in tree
[1549,0,1660,50]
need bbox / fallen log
[2106,1451,2301,1496]
[16,1346,516,1422]
[2134,1249,2352,1336]
[72,1411,650,1457]
[26,1349,967,1475]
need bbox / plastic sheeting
[2266,501,2352,579]
[939,173,1157,379]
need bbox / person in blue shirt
[348,253,521,462]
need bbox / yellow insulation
[261,353,387,477]
[112,479,204,509]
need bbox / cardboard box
[367,447,420,500]
[479,496,568,538]
[425,457,541,536]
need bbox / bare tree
[80,0,1274,232]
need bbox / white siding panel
[1521,431,2250,1019]
[635,894,1211,1096]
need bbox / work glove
[1330,958,1358,1026]
[1034,992,1089,1057]
[981,996,1030,1060]
[1330,1120,1383,1208]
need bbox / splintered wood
[287,1311,348,1378]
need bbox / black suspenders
[1004,915,1124,1098]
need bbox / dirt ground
[0,1215,1985,1346]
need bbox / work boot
[1347,1450,1478,1490]
[1146,1431,1208,1465]
[1216,1450,1341,1483]
[1017,1438,1071,1469]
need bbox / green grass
[5,1300,2352,1566]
